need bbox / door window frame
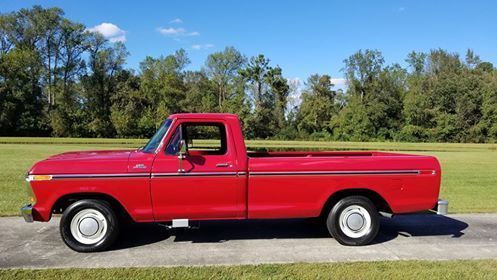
[161,119,233,157]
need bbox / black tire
[326,196,379,246]
[60,199,119,252]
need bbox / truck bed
[246,150,441,218]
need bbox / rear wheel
[60,199,119,252]
[326,196,379,246]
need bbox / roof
[168,112,239,119]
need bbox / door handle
[216,162,231,167]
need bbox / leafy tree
[81,35,128,137]
[477,70,497,141]
[181,70,217,113]
[330,95,374,141]
[204,46,245,110]
[110,70,145,137]
[465,49,481,69]
[221,75,252,133]
[239,54,270,110]
[335,50,404,140]
[343,49,384,101]
[3,5,497,144]
[0,47,45,135]
[266,66,290,132]
[239,55,290,138]
[0,7,47,135]
[406,51,426,74]
[138,49,189,135]
[296,74,337,136]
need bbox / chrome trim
[21,204,33,223]
[51,173,150,180]
[152,172,239,178]
[29,171,246,180]
[249,170,421,176]
[31,170,421,180]
[154,118,176,155]
[437,199,449,215]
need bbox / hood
[29,149,134,175]
[47,150,133,161]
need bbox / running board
[159,219,199,229]
[379,211,393,218]
[172,219,189,228]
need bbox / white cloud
[157,27,200,37]
[330,78,347,89]
[191,43,214,50]
[398,7,406,12]
[88,22,126,42]
[158,27,185,35]
[170,18,183,24]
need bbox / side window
[165,123,227,155]
[165,126,181,155]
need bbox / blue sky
[2,0,497,89]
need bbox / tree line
[1,6,497,142]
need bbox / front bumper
[21,204,33,223]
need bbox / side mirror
[177,139,187,173]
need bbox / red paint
[27,113,441,223]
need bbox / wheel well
[52,193,133,222]
[320,189,392,217]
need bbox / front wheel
[326,196,379,246]
[60,199,119,252]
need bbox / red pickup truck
[22,113,446,252]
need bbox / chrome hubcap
[346,213,365,231]
[79,217,99,236]
[70,209,108,245]
[339,205,371,238]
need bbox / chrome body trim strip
[51,173,150,179]
[34,169,422,180]
[248,170,421,176]
[40,172,245,180]
[152,172,239,178]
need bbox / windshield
[141,119,172,153]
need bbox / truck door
[150,119,245,221]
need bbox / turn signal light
[27,175,53,181]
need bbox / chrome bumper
[21,204,33,223]
[436,199,449,215]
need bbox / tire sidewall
[60,199,119,252]
[327,196,379,246]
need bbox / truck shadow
[373,214,468,244]
[111,214,468,250]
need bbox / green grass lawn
[1,260,497,279]
[1,138,497,216]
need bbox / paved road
[1,214,496,268]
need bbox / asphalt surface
[1,213,496,268]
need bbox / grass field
[1,137,497,216]
[1,260,497,279]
